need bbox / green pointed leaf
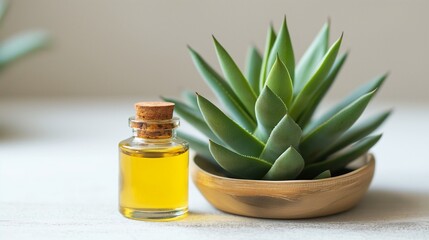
[0,31,49,67]
[266,17,295,81]
[181,90,199,110]
[197,94,265,157]
[245,47,262,95]
[301,135,382,179]
[259,115,302,163]
[259,25,277,90]
[316,110,391,160]
[297,52,348,128]
[265,56,293,108]
[295,21,330,93]
[263,147,304,180]
[213,37,257,118]
[209,140,271,179]
[161,97,221,143]
[313,170,331,180]
[300,91,376,163]
[253,87,287,142]
[177,130,216,165]
[289,34,343,120]
[188,47,256,130]
[305,73,388,132]
[162,96,202,118]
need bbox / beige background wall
[0,0,428,102]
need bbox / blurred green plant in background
[0,0,49,74]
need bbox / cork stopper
[134,102,175,120]
[131,101,177,139]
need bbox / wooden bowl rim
[193,153,374,186]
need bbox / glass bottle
[119,102,189,221]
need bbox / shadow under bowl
[191,153,375,219]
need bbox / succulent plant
[0,0,49,72]
[163,17,390,180]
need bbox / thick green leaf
[305,73,388,132]
[213,37,257,118]
[197,94,265,157]
[188,47,256,130]
[259,25,277,90]
[161,96,221,143]
[253,87,287,142]
[316,110,391,160]
[300,91,375,163]
[266,17,295,82]
[313,170,331,180]
[289,34,343,120]
[259,115,302,163]
[181,90,199,110]
[295,21,330,93]
[301,134,382,179]
[0,31,49,67]
[265,56,293,108]
[209,140,271,179]
[263,147,304,180]
[298,52,349,128]
[245,47,262,95]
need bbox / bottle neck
[132,128,177,142]
[128,116,180,141]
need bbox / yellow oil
[119,142,188,221]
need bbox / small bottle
[119,102,189,221]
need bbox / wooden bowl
[191,153,375,219]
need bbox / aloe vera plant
[164,17,390,180]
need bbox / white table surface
[0,97,428,239]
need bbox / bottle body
[119,136,189,221]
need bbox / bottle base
[119,206,188,221]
